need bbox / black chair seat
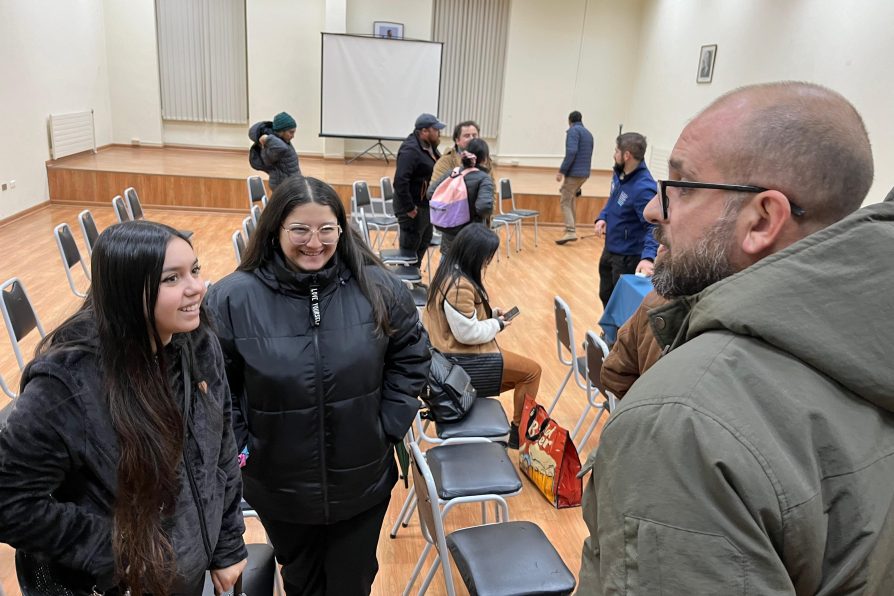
[388,264,422,282]
[180,229,194,240]
[380,248,418,264]
[409,285,427,307]
[512,209,539,217]
[429,235,442,246]
[436,397,509,440]
[446,521,576,596]
[367,214,398,227]
[493,213,523,223]
[574,355,587,376]
[426,442,521,500]
[202,543,275,595]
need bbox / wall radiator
[48,110,96,159]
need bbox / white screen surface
[321,34,442,140]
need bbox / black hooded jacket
[0,324,246,593]
[205,255,430,524]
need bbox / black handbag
[420,348,477,423]
[444,352,503,397]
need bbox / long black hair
[36,220,196,595]
[239,175,394,334]
[426,223,500,315]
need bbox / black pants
[397,204,433,265]
[599,251,641,307]
[259,496,391,596]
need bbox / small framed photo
[374,21,404,39]
[697,44,717,84]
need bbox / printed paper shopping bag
[518,395,583,508]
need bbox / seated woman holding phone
[423,223,542,448]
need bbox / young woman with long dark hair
[205,175,430,595]
[423,223,542,448]
[0,221,247,595]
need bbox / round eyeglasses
[282,224,342,246]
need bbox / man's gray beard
[652,214,738,299]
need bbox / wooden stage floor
[46,145,613,224]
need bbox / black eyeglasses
[658,180,806,220]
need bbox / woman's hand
[493,307,503,317]
[498,315,513,328]
[210,558,248,595]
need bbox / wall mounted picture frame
[697,44,717,83]
[374,21,404,39]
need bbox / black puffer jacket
[0,325,246,593]
[248,121,301,189]
[205,255,430,524]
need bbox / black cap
[414,113,445,130]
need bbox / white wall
[0,0,113,219]
[497,0,644,168]
[627,0,894,204]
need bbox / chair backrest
[124,187,144,220]
[0,278,46,371]
[54,223,91,298]
[354,210,373,247]
[380,177,394,202]
[247,175,267,208]
[250,204,262,226]
[353,180,372,210]
[408,442,457,594]
[232,230,245,265]
[584,330,610,393]
[78,209,100,256]
[554,295,575,357]
[242,216,255,241]
[112,195,131,223]
[498,178,514,215]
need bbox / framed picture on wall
[697,44,717,83]
[374,21,404,39]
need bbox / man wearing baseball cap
[393,113,445,265]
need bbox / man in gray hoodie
[578,82,894,594]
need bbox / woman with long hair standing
[0,221,247,595]
[205,176,430,595]
[423,223,542,448]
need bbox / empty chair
[570,330,617,447]
[124,187,144,220]
[405,441,575,596]
[499,178,540,247]
[377,176,397,216]
[250,204,262,227]
[352,181,398,249]
[232,230,246,265]
[247,175,268,209]
[356,211,422,285]
[490,215,521,259]
[0,277,46,371]
[78,209,100,256]
[112,195,131,223]
[547,295,588,415]
[54,223,91,298]
[242,215,256,242]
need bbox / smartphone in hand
[503,306,520,321]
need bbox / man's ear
[740,190,793,256]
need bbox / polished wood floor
[0,204,612,595]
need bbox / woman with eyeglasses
[205,175,430,596]
[0,221,247,595]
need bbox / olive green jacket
[579,202,894,594]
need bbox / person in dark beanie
[248,111,301,190]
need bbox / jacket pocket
[624,515,747,594]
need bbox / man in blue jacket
[594,132,658,307]
[555,111,594,244]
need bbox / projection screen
[320,33,443,140]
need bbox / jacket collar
[256,252,348,298]
[648,297,695,354]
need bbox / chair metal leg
[547,367,573,415]
[480,501,487,524]
[404,542,433,596]
[534,217,539,246]
[580,407,607,447]
[391,490,415,538]
[571,400,594,442]
[402,492,417,527]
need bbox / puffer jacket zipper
[310,275,330,521]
